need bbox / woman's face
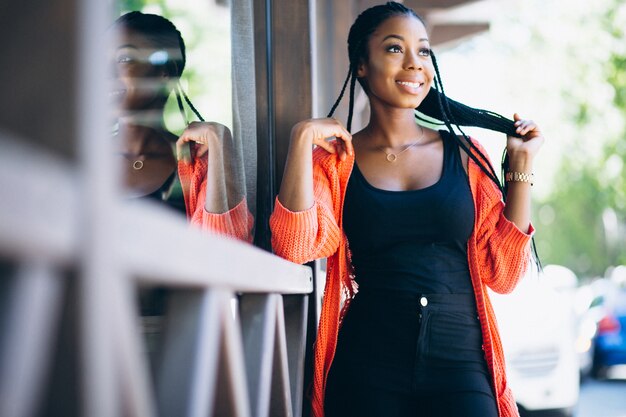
[109,27,173,113]
[357,15,434,111]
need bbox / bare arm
[278,118,353,212]
[502,113,545,233]
[176,122,245,213]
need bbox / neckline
[352,133,447,194]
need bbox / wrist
[507,149,533,172]
[291,123,314,147]
[505,171,534,186]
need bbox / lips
[395,80,425,95]
[396,80,424,88]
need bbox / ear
[356,60,367,78]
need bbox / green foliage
[535,0,626,277]
[113,0,232,133]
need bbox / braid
[429,52,502,190]
[327,68,352,118]
[420,50,540,268]
[346,68,358,132]
[327,1,540,266]
[181,88,205,122]
[174,84,188,125]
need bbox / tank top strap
[440,129,466,177]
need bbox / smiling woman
[108,9,254,378]
[109,11,252,238]
[270,2,544,417]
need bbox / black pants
[324,289,498,417]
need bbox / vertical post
[269,0,314,191]
[253,0,275,251]
[76,0,120,415]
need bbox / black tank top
[343,131,475,294]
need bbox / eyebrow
[381,34,429,43]
[116,44,139,50]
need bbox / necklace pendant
[133,160,144,170]
[386,153,397,163]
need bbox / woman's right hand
[291,118,353,161]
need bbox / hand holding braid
[506,113,544,171]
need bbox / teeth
[397,81,422,88]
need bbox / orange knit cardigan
[178,155,254,242]
[270,138,534,417]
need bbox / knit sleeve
[270,153,342,265]
[178,157,254,243]
[471,140,534,294]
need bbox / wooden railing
[0,132,313,417]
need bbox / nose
[404,49,423,71]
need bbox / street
[577,368,626,417]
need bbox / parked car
[490,264,579,417]
[590,268,626,378]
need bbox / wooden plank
[430,23,490,46]
[239,294,277,417]
[282,295,308,417]
[0,135,77,264]
[269,295,292,417]
[0,137,312,295]
[75,0,119,414]
[405,0,483,10]
[271,0,313,188]
[156,290,221,417]
[0,262,63,417]
[120,203,313,294]
[111,279,156,417]
[213,290,251,417]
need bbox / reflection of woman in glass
[110,11,252,241]
[271,2,543,417]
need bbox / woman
[270,2,543,417]
[110,11,252,241]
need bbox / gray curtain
[231,0,258,222]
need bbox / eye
[116,55,134,64]
[418,48,432,57]
[386,44,403,53]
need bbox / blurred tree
[112,0,232,132]
[535,0,626,277]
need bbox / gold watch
[505,171,534,186]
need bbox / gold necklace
[383,126,425,163]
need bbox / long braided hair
[328,1,540,265]
[114,11,205,124]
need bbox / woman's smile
[358,15,435,110]
[395,79,425,95]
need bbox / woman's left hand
[506,113,545,166]
[176,121,230,162]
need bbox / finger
[315,140,336,154]
[520,122,538,136]
[196,144,209,158]
[335,139,348,161]
[515,120,532,135]
[333,129,353,156]
[175,138,192,163]
[341,133,354,156]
